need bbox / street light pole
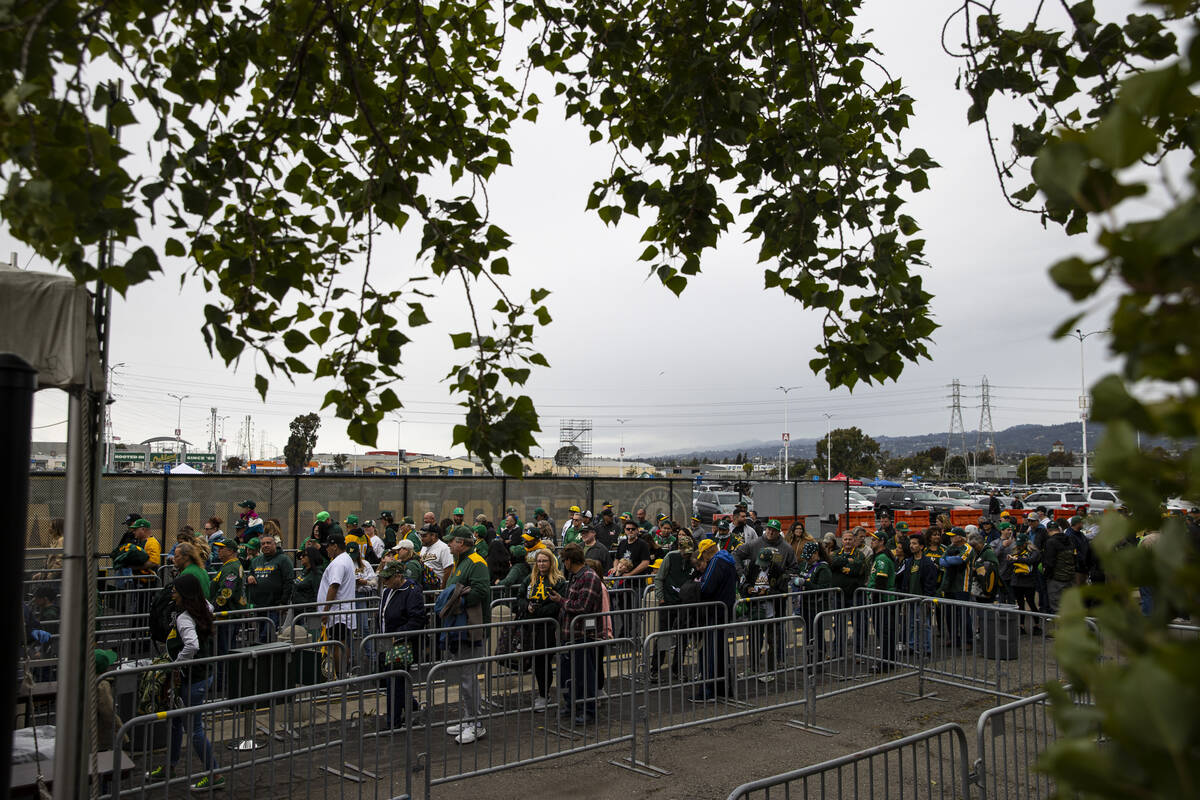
[776,386,800,481]
[617,418,629,479]
[823,412,834,480]
[1067,328,1108,494]
[167,393,189,464]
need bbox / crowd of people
[23,496,1191,792]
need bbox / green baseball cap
[534,507,546,516]
[765,519,782,531]
[247,537,261,549]
[453,507,465,515]
[472,524,487,535]
[131,518,150,529]
[315,511,330,523]
[345,514,359,525]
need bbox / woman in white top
[147,572,222,791]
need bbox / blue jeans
[1139,586,1154,616]
[698,628,728,698]
[907,604,932,654]
[558,644,598,717]
[169,676,216,770]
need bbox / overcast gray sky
[10,1,1134,460]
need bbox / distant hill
[647,421,1173,463]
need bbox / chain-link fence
[25,474,849,555]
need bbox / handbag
[386,638,414,669]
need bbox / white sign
[782,433,790,442]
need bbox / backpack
[148,583,176,644]
[420,563,443,592]
[137,655,173,714]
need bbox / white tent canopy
[0,269,104,392]
[168,463,202,474]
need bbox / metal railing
[422,637,638,795]
[725,723,973,800]
[107,665,414,799]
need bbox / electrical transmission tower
[976,376,996,461]
[945,380,969,478]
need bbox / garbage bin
[980,604,1019,660]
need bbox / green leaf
[450,332,473,349]
[1083,107,1158,168]
[282,330,308,353]
[408,304,431,327]
[254,374,269,400]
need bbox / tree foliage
[954,1,1200,794]
[223,455,244,472]
[814,425,881,478]
[284,412,321,474]
[1017,453,1049,485]
[1,0,935,475]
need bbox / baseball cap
[453,507,465,515]
[895,522,909,532]
[131,518,150,529]
[394,539,415,551]
[696,539,717,557]
[451,528,474,543]
[247,537,261,548]
[569,505,581,513]
[345,514,359,525]
[363,519,376,528]
[233,519,247,530]
[765,519,781,531]
[238,499,256,509]
[717,519,731,531]
[214,536,236,549]
[534,507,546,515]
[379,510,394,520]
[315,511,331,523]
[472,524,487,535]
[123,513,144,527]
[377,561,404,579]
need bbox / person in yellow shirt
[131,518,161,572]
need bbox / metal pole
[0,354,36,799]
[776,386,798,481]
[1078,332,1089,493]
[168,392,189,464]
[55,391,91,799]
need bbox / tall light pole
[617,418,630,479]
[390,414,403,475]
[105,362,125,472]
[167,393,189,464]
[823,412,834,481]
[1067,328,1108,493]
[776,386,800,480]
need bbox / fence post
[292,474,300,550]
[501,476,507,518]
[161,466,169,530]
[402,475,409,520]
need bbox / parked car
[692,491,742,522]
[932,488,976,504]
[1022,490,1090,516]
[854,486,878,503]
[1086,489,1122,511]
[1165,497,1199,513]
[873,488,972,517]
[847,490,874,512]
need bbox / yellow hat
[569,505,581,513]
[1000,510,1010,517]
[697,539,717,557]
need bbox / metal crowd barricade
[796,595,925,735]
[422,637,638,796]
[106,665,414,800]
[848,589,1063,703]
[973,691,1059,800]
[637,614,809,766]
[96,640,345,758]
[724,723,973,800]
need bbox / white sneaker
[758,673,776,684]
[597,688,608,700]
[455,724,486,744]
[532,695,547,712]
[446,722,464,736]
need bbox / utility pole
[776,386,799,481]
[976,376,995,481]
[945,379,968,479]
[167,393,189,464]
[104,362,124,472]
[1068,329,1108,493]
